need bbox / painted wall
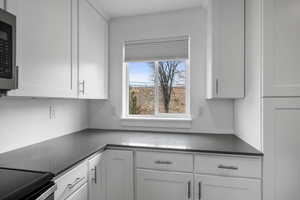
[235,0,262,150]
[89,7,234,134]
[0,98,88,153]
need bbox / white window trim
[122,59,191,121]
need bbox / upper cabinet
[78,0,108,99]
[6,0,78,98]
[0,0,4,9]
[206,0,245,99]
[5,0,108,99]
[262,0,300,97]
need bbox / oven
[25,181,56,200]
[0,8,17,95]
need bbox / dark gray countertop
[0,129,263,176]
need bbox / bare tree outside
[158,60,185,113]
[127,60,186,116]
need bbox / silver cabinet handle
[154,160,173,165]
[216,78,219,96]
[67,177,85,189]
[218,164,239,170]
[91,166,97,184]
[79,80,85,95]
[187,181,191,199]
[16,66,19,89]
[198,182,202,200]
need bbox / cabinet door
[105,150,133,200]
[137,169,193,200]
[78,0,108,99]
[65,183,88,200]
[88,153,105,200]
[263,0,300,97]
[0,0,4,9]
[263,98,300,200]
[6,0,77,98]
[206,0,244,99]
[194,175,261,200]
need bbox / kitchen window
[122,36,190,120]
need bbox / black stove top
[0,168,54,200]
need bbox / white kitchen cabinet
[206,0,245,99]
[88,153,105,200]
[105,150,133,200]
[65,183,88,200]
[54,161,88,200]
[78,0,108,99]
[263,98,300,200]
[0,0,4,9]
[262,0,300,97]
[6,0,78,98]
[194,175,261,200]
[136,169,193,200]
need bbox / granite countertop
[0,129,263,176]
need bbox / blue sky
[128,61,186,86]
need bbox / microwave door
[0,8,16,91]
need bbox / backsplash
[0,98,88,153]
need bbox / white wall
[0,98,88,153]
[89,7,234,134]
[234,0,262,150]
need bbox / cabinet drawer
[54,161,88,200]
[136,151,193,172]
[194,154,261,178]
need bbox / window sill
[120,116,192,129]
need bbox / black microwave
[0,8,17,96]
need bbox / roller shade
[124,36,189,62]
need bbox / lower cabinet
[105,150,134,200]
[65,183,88,200]
[55,150,262,200]
[194,175,261,200]
[88,153,105,200]
[263,98,300,200]
[136,169,193,200]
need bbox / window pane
[128,62,155,115]
[158,60,186,114]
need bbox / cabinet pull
[67,177,85,189]
[216,78,219,95]
[91,166,97,184]
[218,164,238,170]
[79,80,85,95]
[187,181,191,199]
[198,182,202,200]
[16,66,19,89]
[154,160,173,165]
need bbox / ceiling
[95,0,203,19]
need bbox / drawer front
[194,154,261,178]
[54,161,88,200]
[136,151,193,172]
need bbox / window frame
[122,59,191,120]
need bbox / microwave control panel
[0,21,12,79]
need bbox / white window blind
[124,36,189,62]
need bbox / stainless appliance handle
[35,184,57,200]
